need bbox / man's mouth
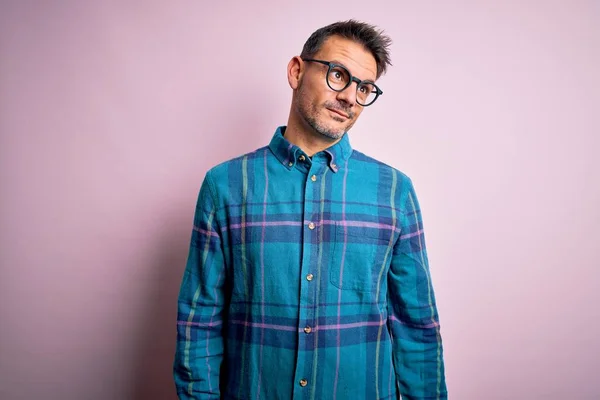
[327,108,350,119]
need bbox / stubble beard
[295,84,355,141]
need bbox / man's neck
[284,116,341,157]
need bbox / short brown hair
[300,20,392,79]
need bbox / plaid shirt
[174,126,447,400]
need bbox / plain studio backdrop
[0,1,598,399]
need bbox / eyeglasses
[301,58,383,106]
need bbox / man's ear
[287,56,304,90]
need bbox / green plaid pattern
[174,126,447,399]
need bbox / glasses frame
[301,58,383,106]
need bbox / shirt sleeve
[387,178,447,399]
[174,172,227,399]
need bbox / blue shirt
[174,126,447,399]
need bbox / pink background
[1,1,599,399]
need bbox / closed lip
[327,108,349,119]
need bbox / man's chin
[316,121,348,139]
[305,115,347,140]
[316,128,345,140]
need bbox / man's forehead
[317,36,377,80]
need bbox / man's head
[287,20,392,140]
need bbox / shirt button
[299,379,308,387]
[306,273,314,281]
[298,155,305,161]
[288,162,293,167]
[308,222,315,230]
[304,326,312,334]
[311,175,317,182]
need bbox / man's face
[294,36,378,140]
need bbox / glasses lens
[326,65,351,91]
[356,82,378,106]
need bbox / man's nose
[335,84,357,107]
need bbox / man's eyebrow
[329,59,347,68]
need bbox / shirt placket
[292,152,326,400]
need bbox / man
[174,20,447,399]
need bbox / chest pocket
[329,221,394,293]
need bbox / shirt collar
[268,126,352,173]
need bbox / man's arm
[388,178,447,399]
[174,172,227,399]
